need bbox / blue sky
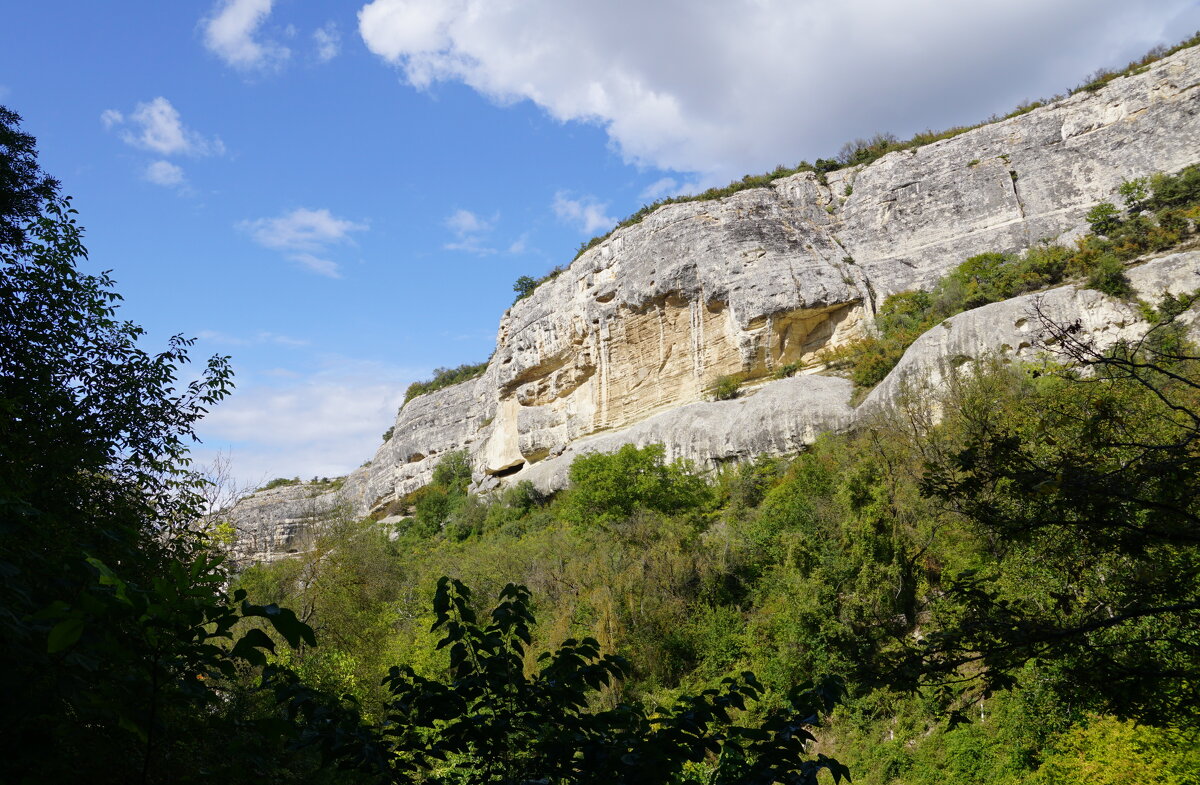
[2,0,1198,489]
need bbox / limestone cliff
[228,44,1200,562]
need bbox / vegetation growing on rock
[404,361,489,403]
[239,322,1200,781]
[258,476,302,491]
[557,32,1200,273]
[709,373,745,401]
[827,164,1200,390]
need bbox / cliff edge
[229,44,1200,562]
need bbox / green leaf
[47,616,84,653]
[241,601,316,648]
[231,627,277,666]
[85,555,131,605]
[118,714,148,744]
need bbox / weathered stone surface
[227,45,1200,558]
[473,42,1197,485]
[227,484,349,564]
[860,250,1200,415]
[518,374,857,493]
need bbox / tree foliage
[562,443,711,525]
[307,577,851,785]
[0,106,325,784]
[895,307,1200,724]
[0,105,59,247]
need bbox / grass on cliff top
[255,475,346,494]
[558,31,1200,268]
[448,33,1200,407]
[404,361,489,405]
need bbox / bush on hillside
[710,373,744,401]
[562,443,710,525]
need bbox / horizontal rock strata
[227,45,1200,560]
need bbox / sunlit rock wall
[227,44,1200,555]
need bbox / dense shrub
[561,443,711,525]
[1031,716,1200,785]
[710,373,744,400]
[258,476,301,492]
[405,449,474,536]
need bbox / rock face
[228,483,350,564]
[859,250,1200,415]
[227,45,1200,558]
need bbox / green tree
[562,443,711,525]
[0,105,59,246]
[512,274,538,301]
[905,315,1200,724]
[0,107,324,784]
[1085,202,1122,235]
[313,577,850,784]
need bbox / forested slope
[5,37,1200,784]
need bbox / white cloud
[144,160,186,187]
[194,356,418,490]
[358,0,1200,182]
[290,253,343,278]
[443,208,500,254]
[239,207,367,277]
[314,22,341,62]
[445,208,494,235]
[553,191,614,234]
[639,177,679,202]
[241,207,366,251]
[203,0,290,71]
[197,329,309,346]
[103,97,224,157]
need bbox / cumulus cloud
[203,0,290,71]
[144,160,186,187]
[194,357,417,489]
[103,97,224,157]
[314,22,341,63]
[239,207,367,277]
[358,0,1200,182]
[553,191,614,234]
